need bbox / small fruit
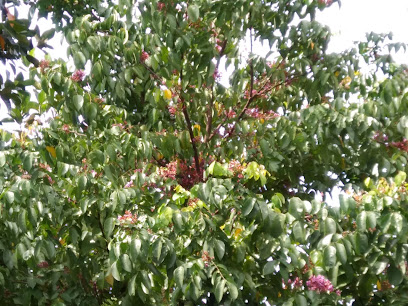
[164,89,172,99]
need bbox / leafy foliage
[1,0,408,305]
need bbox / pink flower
[118,210,137,225]
[124,181,134,188]
[71,70,85,82]
[213,68,221,81]
[157,2,165,11]
[306,275,334,293]
[226,110,236,119]
[37,261,49,268]
[39,60,50,73]
[140,51,149,62]
[168,106,177,115]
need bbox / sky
[318,0,408,63]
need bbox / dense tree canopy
[1,0,408,305]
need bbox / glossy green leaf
[174,266,184,288]
[215,278,226,303]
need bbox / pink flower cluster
[39,60,50,74]
[245,108,279,120]
[118,210,137,225]
[228,160,244,177]
[71,70,85,82]
[226,109,236,119]
[373,131,388,143]
[306,275,334,293]
[124,181,134,188]
[168,105,177,116]
[318,0,333,5]
[287,277,303,289]
[213,68,221,81]
[159,160,178,180]
[391,138,408,152]
[140,51,149,62]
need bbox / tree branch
[204,39,227,143]
[180,56,201,176]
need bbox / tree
[1,0,408,304]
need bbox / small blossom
[286,277,303,290]
[37,261,49,268]
[213,68,221,81]
[118,210,137,225]
[39,60,50,73]
[140,51,149,62]
[157,2,165,11]
[39,163,52,172]
[124,181,134,188]
[62,124,70,133]
[168,105,177,116]
[226,110,236,119]
[71,70,85,82]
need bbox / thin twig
[179,55,201,176]
[205,39,227,143]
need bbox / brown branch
[225,76,298,139]
[180,57,201,176]
[249,27,254,99]
[204,39,228,143]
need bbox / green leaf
[111,261,121,281]
[121,254,132,272]
[215,278,226,303]
[228,282,238,300]
[214,239,225,260]
[288,197,304,219]
[74,51,87,68]
[208,161,230,177]
[130,238,141,261]
[152,238,163,263]
[324,218,337,235]
[78,175,87,192]
[18,210,27,233]
[263,261,277,275]
[73,95,84,111]
[373,257,389,274]
[0,152,6,167]
[366,212,376,230]
[295,294,308,306]
[335,242,347,265]
[104,217,115,238]
[356,211,366,232]
[388,264,404,286]
[292,221,305,243]
[128,275,137,296]
[187,5,200,22]
[4,191,14,204]
[20,180,31,197]
[174,266,184,288]
[23,153,33,171]
[173,212,183,231]
[242,198,256,216]
[394,171,406,186]
[323,246,337,268]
